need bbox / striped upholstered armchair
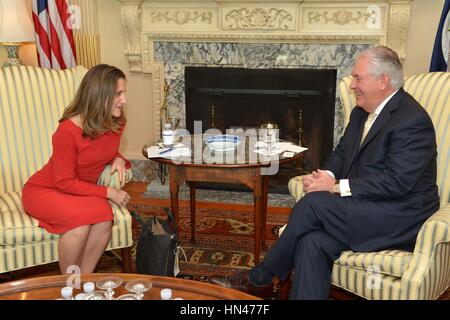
[287,72,450,299]
[0,66,133,274]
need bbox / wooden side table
[143,137,303,265]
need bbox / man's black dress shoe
[207,271,274,299]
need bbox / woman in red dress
[22,64,131,274]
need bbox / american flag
[32,0,77,69]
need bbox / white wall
[403,0,445,75]
[97,0,155,159]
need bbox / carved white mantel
[119,0,412,140]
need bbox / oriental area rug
[0,193,290,288]
[126,197,291,280]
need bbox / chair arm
[400,203,450,299]
[96,165,132,189]
[288,175,305,202]
[96,165,133,225]
[284,175,307,236]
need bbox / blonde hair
[60,64,126,138]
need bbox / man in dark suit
[208,46,440,299]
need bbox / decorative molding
[142,32,154,71]
[150,9,212,24]
[386,3,411,61]
[119,1,412,70]
[120,0,144,72]
[224,8,293,30]
[144,32,383,44]
[150,63,165,140]
[308,9,371,25]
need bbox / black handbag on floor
[131,208,180,276]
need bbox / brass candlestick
[160,79,169,138]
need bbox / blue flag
[430,0,450,71]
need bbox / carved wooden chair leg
[121,247,133,273]
[276,272,292,300]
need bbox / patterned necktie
[360,112,377,145]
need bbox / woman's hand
[107,187,131,207]
[110,157,127,187]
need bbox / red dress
[22,120,131,234]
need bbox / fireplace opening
[185,66,336,193]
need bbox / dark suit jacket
[323,88,439,252]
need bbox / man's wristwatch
[332,181,340,194]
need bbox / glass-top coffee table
[0,273,260,300]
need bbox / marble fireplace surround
[120,0,412,150]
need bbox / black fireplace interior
[185,66,337,193]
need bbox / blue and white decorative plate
[205,134,242,152]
